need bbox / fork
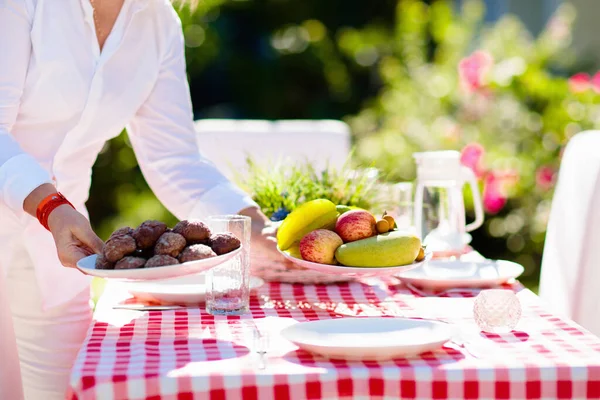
[253,327,269,370]
[112,304,187,311]
[446,334,483,359]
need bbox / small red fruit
[335,209,377,242]
[299,229,344,264]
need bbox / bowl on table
[77,247,243,281]
[120,273,264,305]
[396,259,525,289]
[250,254,356,284]
[277,247,431,279]
[281,317,454,360]
[77,218,244,281]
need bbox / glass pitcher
[413,151,484,255]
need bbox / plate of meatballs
[76,219,243,280]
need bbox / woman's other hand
[24,184,104,268]
[238,206,289,265]
[47,205,104,268]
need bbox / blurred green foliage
[236,158,385,219]
[88,0,599,289]
[329,0,600,285]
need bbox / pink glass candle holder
[473,289,522,333]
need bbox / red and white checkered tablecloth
[67,277,600,400]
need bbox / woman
[0,1,277,398]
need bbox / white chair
[194,119,352,180]
[540,131,600,336]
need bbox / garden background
[86,0,600,291]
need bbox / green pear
[335,231,421,267]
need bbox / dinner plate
[122,274,264,304]
[281,317,454,360]
[76,247,242,281]
[396,259,524,289]
[277,247,431,278]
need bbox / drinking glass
[378,182,414,232]
[206,215,251,316]
[393,182,414,232]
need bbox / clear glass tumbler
[392,182,414,232]
[379,182,414,232]
[206,215,251,316]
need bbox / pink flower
[591,72,600,93]
[482,170,518,214]
[460,143,486,178]
[536,165,556,190]
[458,51,493,93]
[483,172,507,214]
[568,72,590,93]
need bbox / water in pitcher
[413,151,484,258]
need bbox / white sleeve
[126,9,257,220]
[0,0,53,216]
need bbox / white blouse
[0,0,256,308]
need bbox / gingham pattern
[67,279,600,400]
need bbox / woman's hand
[47,205,105,268]
[238,206,291,266]
[24,184,104,268]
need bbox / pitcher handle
[462,166,485,232]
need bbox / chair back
[194,119,352,180]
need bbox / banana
[277,199,339,250]
[280,210,339,250]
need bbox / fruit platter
[276,199,430,278]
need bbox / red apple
[299,229,343,264]
[335,209,376,242]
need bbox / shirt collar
[79,0,151,19]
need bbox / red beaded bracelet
[36,192,75,231]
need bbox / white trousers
[0,245,92,400]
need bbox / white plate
[281,317,454,360]
[76,247,242,281]
[396,259,524,289]
[277,247,431,278]
[123,274,264,304]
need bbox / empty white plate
[122,273,264,304]
[396,259,524,289]
[281,317,454,360]
[76,247,242,281]
[278,247,431,278]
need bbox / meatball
[132,220,168,249]
[103,234,136,262]
[115,256,146,270]
[145,255,179,268]
[178,244,217,263]
[95,254,114,270]
[172,220,211,243]
[154,232,186,257]
[133,247,154,260]
[209,233,241,255]
[109,226,134,239]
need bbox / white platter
[277,247,431,278]
[396,259,524,289]
[281,317,454,360]
[76,247,242,281]
[122,273,264,305]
